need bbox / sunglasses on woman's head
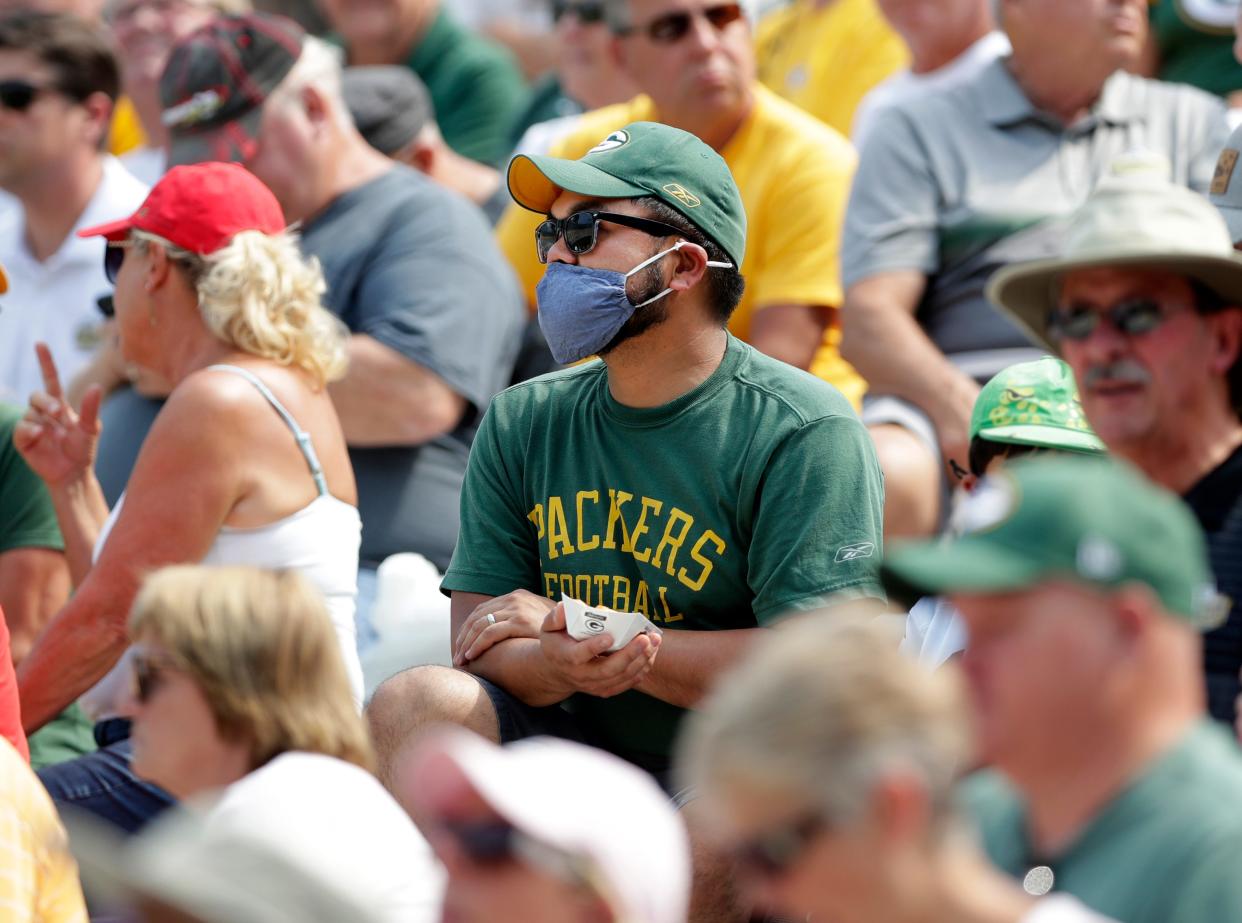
[534,210,685,263]
[619,2,745,44]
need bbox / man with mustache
[988,154,1242,727]
[842,0,1228,540]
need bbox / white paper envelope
[562,595,660,653]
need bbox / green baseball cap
[882,456,1227,629]
[970,357,1106,456]
[507,121,747,268]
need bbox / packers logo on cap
[588,130,629,154]
[663,183,701,208]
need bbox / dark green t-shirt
[0,404,62,554]
[962,720,1242,923]
[406,8,530,165]
[1151,1,1242,97]
[442,335,885,761]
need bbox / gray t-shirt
[843,59,1228,359]
[94,166,525,570]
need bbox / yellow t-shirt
[0,738,88,923]
[756,0,909,138]
[108,96,146,157]
[494,85,865,407]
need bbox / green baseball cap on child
[882,456,1227,629]
[971,357,1107,455]
[507,121,747,269]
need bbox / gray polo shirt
[843,58,1228,360]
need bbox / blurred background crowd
[2,0,1242,921]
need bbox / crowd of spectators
[2,1,1242,922]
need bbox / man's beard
[598,261,670,356]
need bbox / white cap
[403,728,690,923]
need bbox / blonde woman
[14,162,360,832]
[116,565,441,922]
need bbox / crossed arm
[449,589,759,710]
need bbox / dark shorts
[474,675,680,797]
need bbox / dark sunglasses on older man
[618,2,745,43]
[551,0,606,24]
[535,209,684,263]
[1047,298,1171,342]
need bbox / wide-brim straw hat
[987,153,1242,348]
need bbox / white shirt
[1023,894,1119,923]
[901,595,967,668]
[205,752,445,923]
[119,145,167,188]
[852,31,1011,152]
[0,156,148,405]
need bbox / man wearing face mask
[368,121,885,806]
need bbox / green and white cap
[507,121,747,268]
[882,456,1227,629]
[971,356,1106,455]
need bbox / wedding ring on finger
[486,613,497,626]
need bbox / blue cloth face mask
[536,240,732,364]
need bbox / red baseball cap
[78,162,287,254]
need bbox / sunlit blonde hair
[131,228,347,388]
[677,603,973,834]
[128,565,373,773]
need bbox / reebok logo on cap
[663,184,701,207]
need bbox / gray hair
[677,605,973,833]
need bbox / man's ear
[406,137,436,174]
[82,91,114,150]
[668,241,709,293]
[1208,305,1242,377]
[302,84,330,133]
[610,33,631,77]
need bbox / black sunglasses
[618,2,744,43]
[552,0,606,24]
[535,210,684,263]
[1048,297,1171,342]
[103,241,132,285]
[0,79,53,112]
[132,654,174,704]
[730,811,825,878]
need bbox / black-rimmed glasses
[617,2,744,44]
[535,210,684,263]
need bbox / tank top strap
[206,364,329,497]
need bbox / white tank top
[81,365,364,717]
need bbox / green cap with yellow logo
[970,357,1106,456]
[507,121,747,268]
[881,456,1228,629]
